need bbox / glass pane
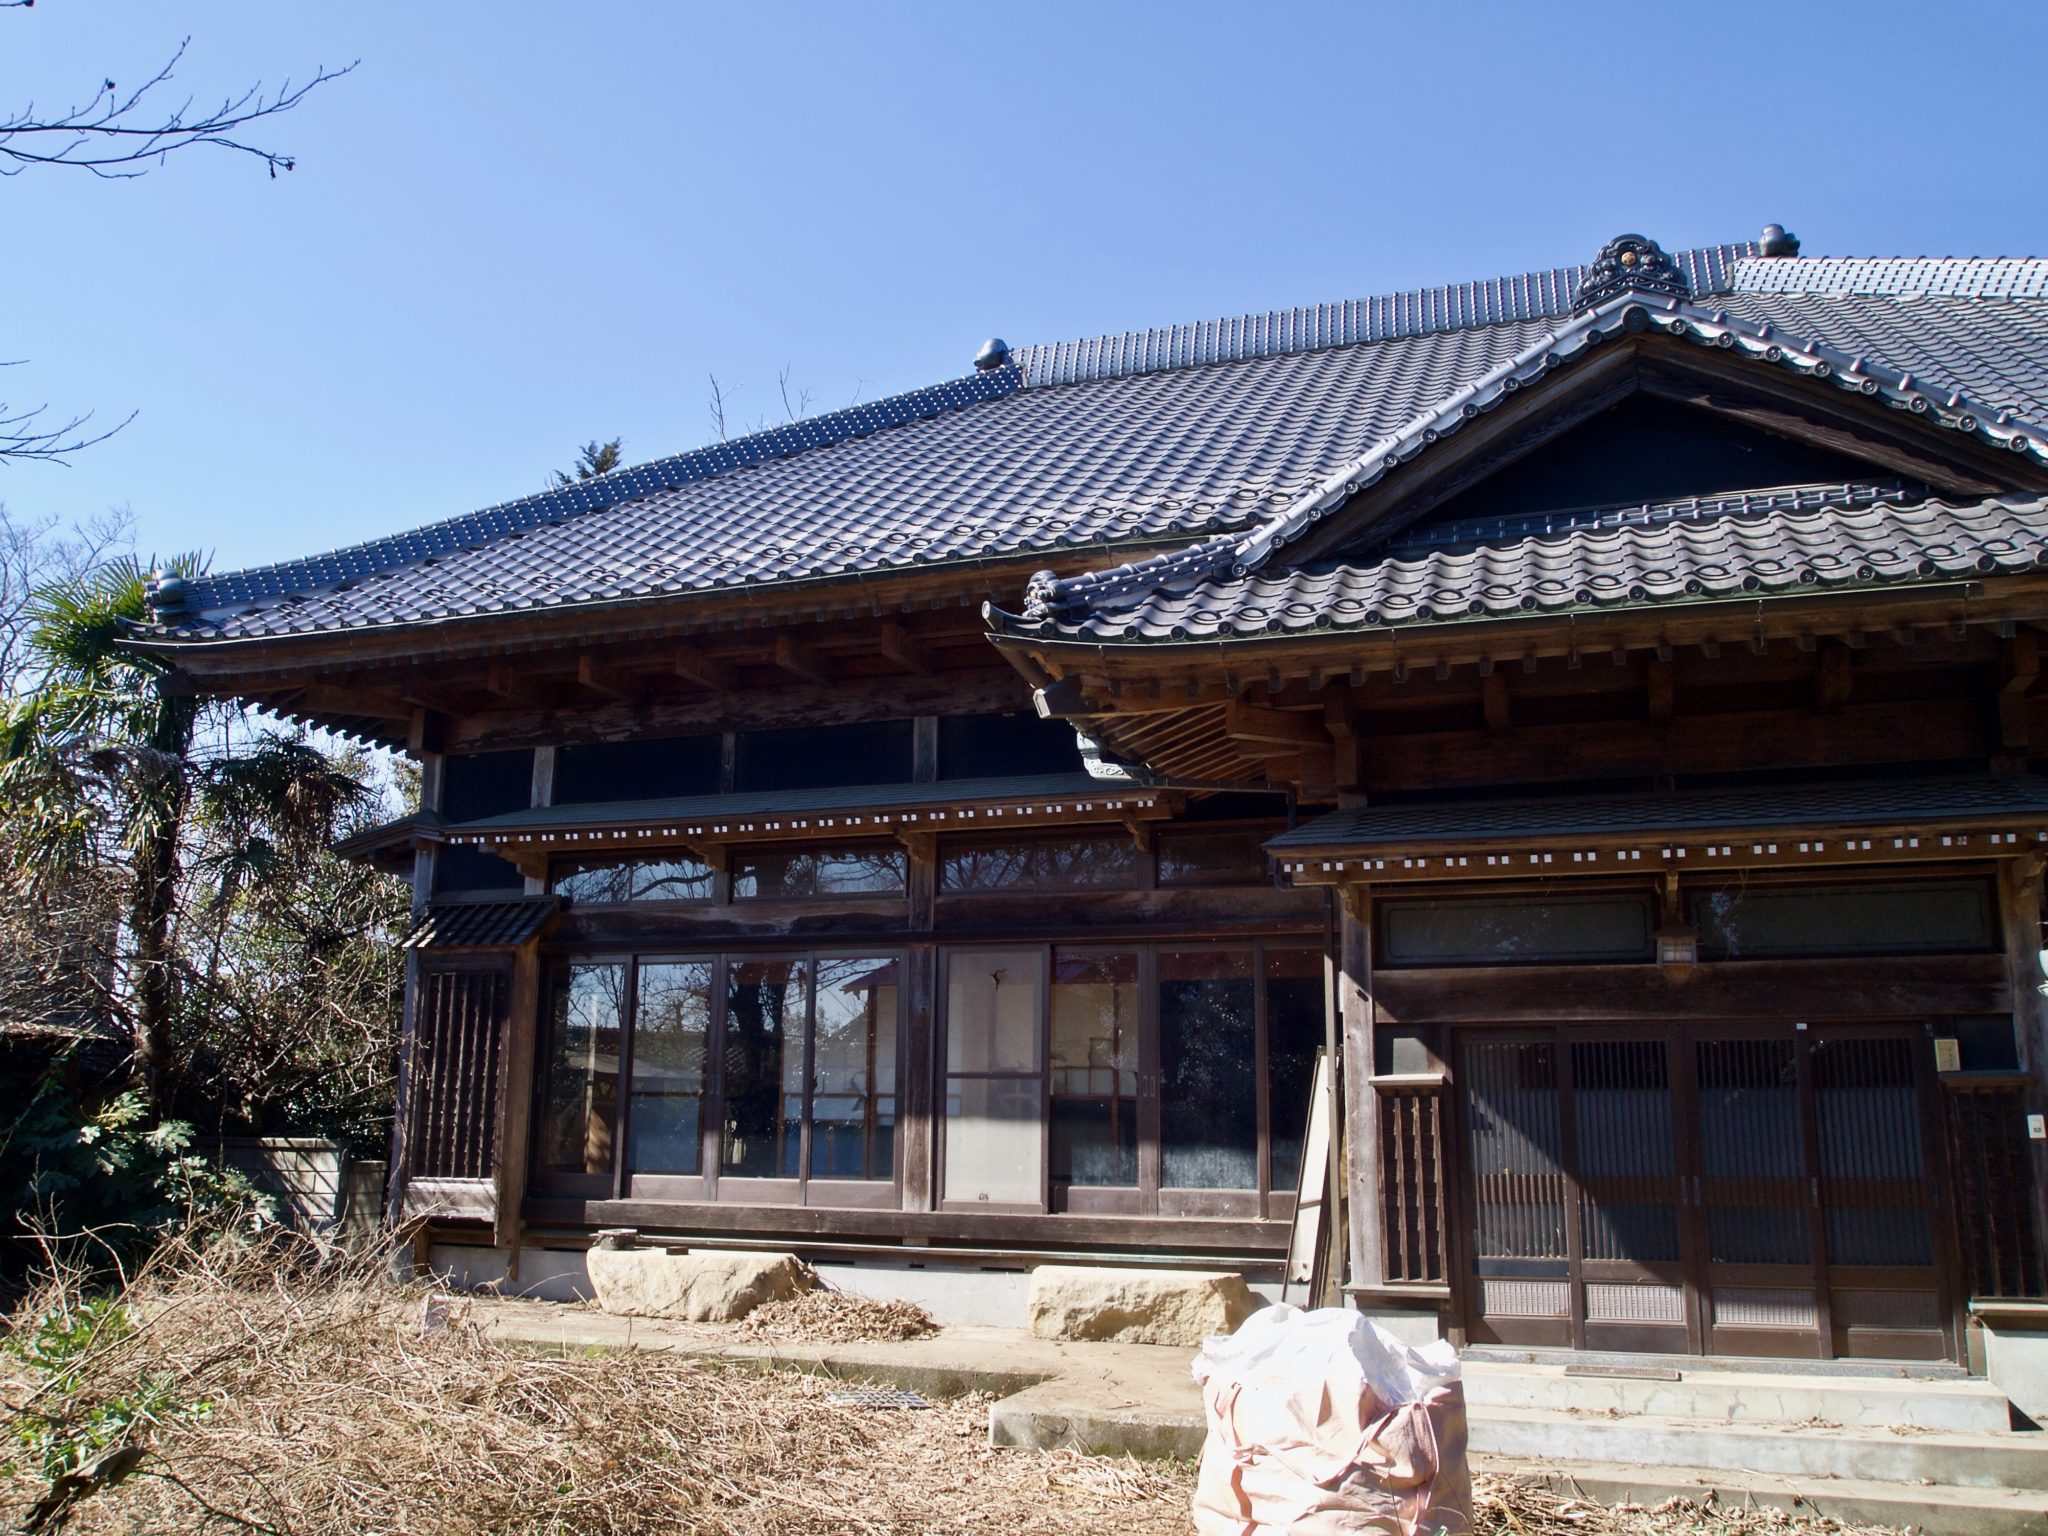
[1050,950,1138,1186]
[946,949,1045,1073]
[553,854,714,903]
[811,956,899,1180]
[941,837,1139,892]
[1463,1039,1568,1263]
[732,846,906,899]
[1157,828,1269,886]
[1692,879,1996,959]
[1381,895,1654,966]
[722,959,809,1176]
[629,961,711,1176]
[540,963,624,1176]
[1159,948,1257,1189]
[943,1075,1041,1204]
[1264,947,1324,1193]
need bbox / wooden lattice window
[407,965,508,1180]
[1379,1081,1448,1284]
[1947,1082,2045,1299]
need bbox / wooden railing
[1946,1078,2045,1299]
[1377,1079,1449,1284]
[407,966,508,1181]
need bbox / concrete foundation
[1984,1320,2048,1425]
[426,1242,1281,1329]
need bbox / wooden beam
[878,620,934,676]
[1225,701,1329,749]
[2001,631,2041,750]
[576,653,636,701]
[772,633,831,688]
[1815,644,1854,714]
[1646,657,1675,725]
[485,662,551,709]
[673,645,734,693]
[1482,669,1513,733]
[300,682,412,720]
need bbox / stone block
[1027,1265,1260,1347]
[586,1247,810,1322]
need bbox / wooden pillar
[388,747,446,1229]
[900,832,938,1212]
[494,936,543,1266]
[1998,855,2048,1262]
[522,747,556,896]
[1339,884,1381,1290]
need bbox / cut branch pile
[733,1283,940,1344]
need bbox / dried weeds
[0,1230,1180,1535]
[734,1283,939,1345]
[0,1231,1923,1536]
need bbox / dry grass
[0,1232,1920,1536]
[734,1283,939,1345]
[0,1230,1185,1536]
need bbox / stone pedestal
[1026,1265,1259,1347]
[585,1246,809,1322]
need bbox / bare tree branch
[1,36,357,180]
[776,364,812,424]
[0,360,136,463]
[706,373,734,443]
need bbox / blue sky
[7,1,2048,575]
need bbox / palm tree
[0,556,368,1110]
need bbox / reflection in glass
[732,846,906,899]
[553,855,713,904]
[1692,880,1995,959]
[942,837,1139,892]
[1381,895,1654,966]
[629,962,711,1175]
[541,963,624,1175]
[1157,829,1269,886]
[811,957,898,1180]
[1264,948,1323,1192]
[1051,950,1138,1186]
[1159,948,1256,1189]
[943,948,1045,1203]
[723,959,809,1176]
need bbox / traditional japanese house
[130,231,2048,1391]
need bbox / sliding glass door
[938,940,1323,1218]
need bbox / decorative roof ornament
[1575,233,1691,311]
[1759,222,1802,258]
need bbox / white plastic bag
[1191,1304,1470,1536]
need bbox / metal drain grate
[826,1386,932,1410]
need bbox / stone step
[1463,1359,2015,1433]
[1471,1406,2048,1490]
[1469,1454,2048,1536]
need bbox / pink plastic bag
[1191,1304,1470,1536]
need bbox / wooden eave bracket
[673,644,734,692]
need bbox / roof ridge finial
[1576,233,1691,311]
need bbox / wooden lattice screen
[1947,1081,2046,1299]
[1379,1081,1449,1284]
[406,966,508,1181]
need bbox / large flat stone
[586,1247,808,1322]
[1026,1265,1259,1348]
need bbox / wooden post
[901,831,939,1211]
[1339,883,1381,1290]
[524,747,556,895]
[387,747,445,1230]
[1998,855,2048,1268]
[494,937,543,1269]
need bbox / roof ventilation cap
[1760,223,1802,258]
[974,338,1012,371]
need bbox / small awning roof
[1268,774,2048,885]
[437,773,1170,853]
[402,896,560,950]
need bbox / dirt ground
[0,1235,1917,1536]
